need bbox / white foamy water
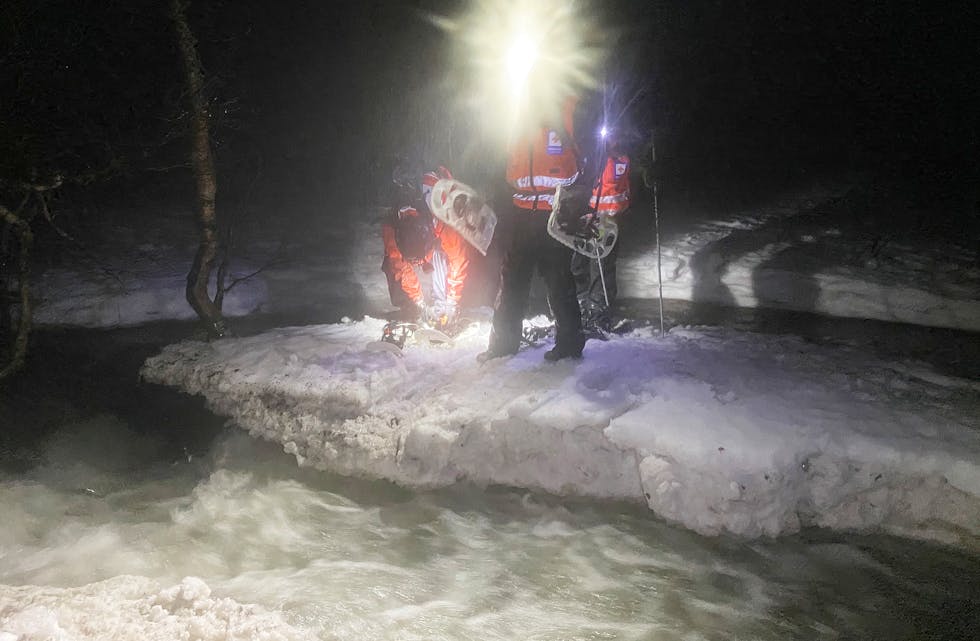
[1,416,977,640]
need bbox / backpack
[394,204,434,263]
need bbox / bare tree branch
[221,253,288,296]
[37,192,76,242]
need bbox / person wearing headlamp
[572,127,632,332]
[478,96,586,363]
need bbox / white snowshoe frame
[519,317,618,347]
[429,179,498,256]
[546,184,619,259]
[521,321,555,346]
[365,320,458,354]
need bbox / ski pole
[592,122,608,304]
[651,138,664,337]
[595,232,610,307]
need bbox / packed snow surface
[142,318,980,547]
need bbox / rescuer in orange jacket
[571,131,631,331]
[381,166,470,329]
[478,97,586,362]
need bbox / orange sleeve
[436,224,470,305]
[613,158,632,216]
[382,220,422,303]
[591,156,632,216]
[382,220,401,260]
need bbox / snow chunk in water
[141,319,980,548]
[0,576,306,641]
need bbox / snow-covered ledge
[618,215,980,333]
[141,318,980,549]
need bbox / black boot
[543,337,584,362]
[477,347,517,364]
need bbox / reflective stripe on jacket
[505,99,580,211]
[589,154,631,215]
[433,221,469,305]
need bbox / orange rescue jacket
[505,99,581,211]
[382,207,470,306]
[589,154,631,215]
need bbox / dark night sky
[3,0,978,221]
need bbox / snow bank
[141,319,980,548]
[30,193,980,332]
[27,214,390,328]
[619,207,980,332]
[0,576,306,641]
[33,267,267,328]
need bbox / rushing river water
[1,323,978,640]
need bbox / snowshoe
[521,318,555,346]
[365,316,473,354]
[428,179,498,255]
[381,320,417,347]
[609,316,633,334]
[582,315,633,341]
[414,326,455,346]
[582,323,610,342]
[547,184,618,259]
[365,320,418,355]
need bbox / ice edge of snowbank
[140,333,980,551]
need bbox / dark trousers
[571,240,620,311]
[489,207,584,354]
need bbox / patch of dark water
[0,303,374,459]
[0,320,222,472]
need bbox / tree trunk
[171,0,224,337]
[0,205,33,381]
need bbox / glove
[429,302,459,331]
[441,303,459,328]
[559,212,598,237]
[580,213,599,233]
